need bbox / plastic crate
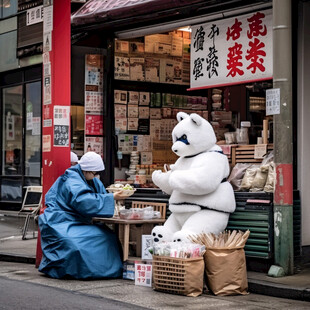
[152,255,204,297]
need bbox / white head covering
[70,152,78,163]
[78,151,105,171]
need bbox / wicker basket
[152,255,204,297]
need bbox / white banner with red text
[190,9,272,89]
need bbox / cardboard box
[130,57,145,81]
[154,42,171,55]
[128,91,139,104]
[145,57,160,83]
[139,92,150,106]
[152,149,178,165]
[150,108,161,119]
[115,118,127,133]
[128,105,139,118]
[114,89,128,104]
[129,42,144,54]
[115,40,129,53]
[127,118,139,131]
[114,104,127,118]
[145,34,172,53]
[171,36,183,57]
[114,56,130,80]
[139,106,150,119]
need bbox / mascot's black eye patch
[176,134,190,145]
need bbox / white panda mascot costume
[152,112,236,243]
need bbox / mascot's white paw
[172,230,193,242]
[152,170,162,185]
[152,226,173,243]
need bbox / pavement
[0,214,310,303]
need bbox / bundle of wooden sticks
[189,230,250,248]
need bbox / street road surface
[0,277,146,310]
[0,262,309,310]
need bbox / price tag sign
[135,263,152,287]
[254,144,267,159]
[266,88,280,116]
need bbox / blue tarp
[39,164,123,279]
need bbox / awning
[71,0,272,32]
[71,0,208,26]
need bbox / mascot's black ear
[190,113,202,126]
[176,112,189,122]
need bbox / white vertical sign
[43,6,53,33]
[266,88,280,115]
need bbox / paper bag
[183,257,205,297]
[204,246,248,296]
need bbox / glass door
[1,85,23,202]
[25,81,41,178]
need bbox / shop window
[0,30,18,72]
[0,0,17,19]
[2,85,23,176]
[111,30,272,187]
[25,81,41,177]
[71,105,85,157]
[0,67,42,206]
[0,177,22,202]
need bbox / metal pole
[271,0,294,276]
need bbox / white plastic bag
[228,163,252,191]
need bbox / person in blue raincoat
[39,152,124,279]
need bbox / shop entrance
[0,67,42,210]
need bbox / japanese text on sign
[191,9,272,89]
[54,125,69,147]
[54,106,70,147]
[135,263,152,287]
[26,5,43,26]
[266,88,280,116]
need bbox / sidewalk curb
[1,253,309,302]
[0,253,35,264]
[248,278,310,302]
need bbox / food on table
[123,184,134,190]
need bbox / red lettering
[247,12,267,39]
[246,38,266,73]
[226,42,244,77]
[226,18,242,41]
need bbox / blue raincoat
[38,164,123,279]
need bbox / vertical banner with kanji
[84,54,104,157]
[190,9,272,89]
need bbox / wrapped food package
[264,162,275,192]
[250,164,269,192]
[240,165,260,191]
[228,163,252,191]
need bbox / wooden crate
[231,144,273,167]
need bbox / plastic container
[142,206,154,219]
[119,209,132,219]
[224,132,236,144]
[236,128,249,145]
[129,208,144,220]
